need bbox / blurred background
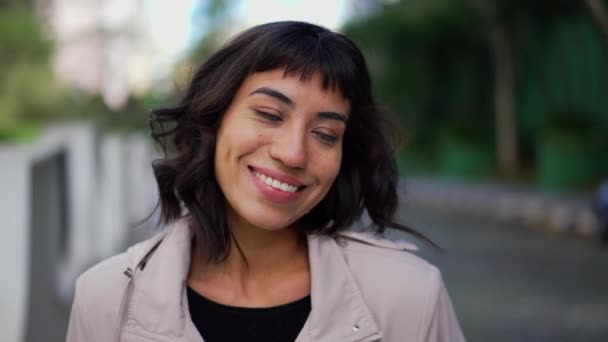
[1,0,607,341]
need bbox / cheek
[216,125,271,167]
[214,129,231,169]
[316,150,342,186]
[256,133,272,147]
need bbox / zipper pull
[123,267,133,278]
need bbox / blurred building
[35,0,193,110]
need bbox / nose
[268,126,308,169]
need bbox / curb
[399,178,600,240]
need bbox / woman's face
[215,68,350,232]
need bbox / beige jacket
[66,220,465,342]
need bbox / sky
[234,0,349,31]
[145,0,197,61]
[139,0,352,92]
[149,0,351,58]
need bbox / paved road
[388,206,608,342]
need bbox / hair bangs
[247,28,360,101]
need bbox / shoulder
[334,231,463,341]
[67,232,165,341]
[67,252,130,341]
[335,230,440,306]
[336,230,435,284]
[73,252,130,309]
[74,232,162,301]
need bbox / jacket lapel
[302,234,382,342]
[126,220,202,340]
[122,222,381,342]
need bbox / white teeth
[253,170,299,193]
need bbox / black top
[187,286,311,342]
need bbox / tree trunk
[585,0,608,41]
[491,25,518,176]
[470,0,519,176]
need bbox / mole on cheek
[257,133,272,144]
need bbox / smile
[252,170,299,193]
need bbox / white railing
[0,123,158,342]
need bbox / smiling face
[214,68,350,232]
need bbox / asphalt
[389,206,608,342]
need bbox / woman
[66,21,465,342]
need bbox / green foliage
[517,13,608,139]
[85,96,150,132]
[509,5,608,189]
[344,0,607,185]
[438,139,495,180]
[537,133,605,190]
[0,5,67,142]
[343,0,492,148]
[0,62,67,120]
[0,6,52,65]
[435,119,495,180]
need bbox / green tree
[343,0,491,155]
[0,5,68,141]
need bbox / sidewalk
[399,177,599,240]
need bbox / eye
[313,131,338,144]
[254,109,282,122]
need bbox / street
[390,206,608,341]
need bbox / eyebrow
[318,111,348,124]
[249,87,294,107]
[249,86,348,124]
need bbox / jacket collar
[305,233,382,341]
[125,220,382,341]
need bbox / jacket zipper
[113,239,164,341]
[114,267,135,342]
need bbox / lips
[252,170,300,192]
[248,166,307,202]
[249,166,305,188]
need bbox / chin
[249,215,299,232]
[237,205,302,232]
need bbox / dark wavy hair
[149,21,434,262]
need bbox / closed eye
[254,109,282,122]
[313,131,338,144]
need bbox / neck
[226,216,308,276]
[188,212,309,298]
